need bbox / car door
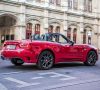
[61,44,83,61]
[57,34,83,62]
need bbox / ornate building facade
[0,0,100,49]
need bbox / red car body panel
[1,39,98,64]
[0,33,98,67]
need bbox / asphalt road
[0,56,100,90]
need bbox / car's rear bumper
[0,49,37,63]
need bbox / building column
[62,0,68,36]
[98,35,100,50]
[15,4,26,40]
[79,22,84,44]
[14,25,26,40]
[43,0,49,34]
[43,9,49,34]
[92,19,98,47]
[78,16,84,44]
[97,22,100,50]
[62,12,68,36]
[63,22,68,36]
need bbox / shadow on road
[1,62,85,71]
[54,62,84,68]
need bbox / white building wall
[0,0,100,49]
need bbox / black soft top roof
[31,33,70,42]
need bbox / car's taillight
[20,43,32,50]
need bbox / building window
[67,28,71,39]
[73,28,77,43]
[36,0,41,2]
[26,23,32,39]
[68,0,73,9]
[73,0,78,10]
[48,25,53,33]
[49,0,55,4]
[35,24,40,34]
[1,34,14,43]
[84,0,92,12]
[56,0,61,6]
[88,0,92,12]
[11,34,14,40]
[49,0,61,6]
[5,35,9,40]
[84,0,87,11]
[68,0,78,10]
[55,26,60,33]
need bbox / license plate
[6,45,16,50]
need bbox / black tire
[84,51,97,66]
[11,58,24,66]
[37,50,54,70]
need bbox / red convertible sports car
[1,33,98,69]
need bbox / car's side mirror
[69,41,74,46]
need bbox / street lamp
[87,31,92,44]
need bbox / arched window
[26,23,32,39]
[73,28,77,43]
[83,29,86,44]
[48,25,53,33]
[35,24,40,34]
[55,26,60,33]
[67,28,71,39]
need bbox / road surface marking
[49,72,76,80]
[50,73,65,77]
[39,72,56,75]
[45,79,100,90]
[32,77,44,80]
[0,83,7,90]
[4,77,40,88]
[60,77,76,80]
[2,71,23,75]
[39,72,76,81]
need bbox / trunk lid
[3,40,32,50]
